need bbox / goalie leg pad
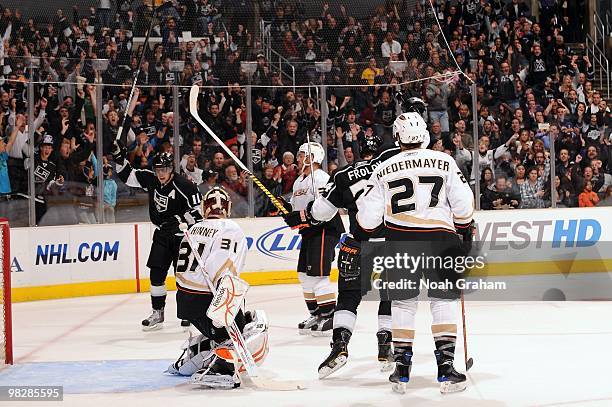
[166,332,216,376]
[207,275,250,328]
[238,310,270,373]
[210,310,270,374]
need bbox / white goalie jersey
[175,218,248,293]
[356,148,474,233]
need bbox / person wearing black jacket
[112,146,202,331]
[33,134,63,224]
[481,174,521,209]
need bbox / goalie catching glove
[207,274,250,328]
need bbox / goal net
[0,218,12,365]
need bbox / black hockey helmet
[402,96,427,115]
[359,135,383,158]
[202,186,232,218]
[153,152,174,170]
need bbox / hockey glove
[281,210,310,229]
[455,220,475,255]
[111,140,127,165]
[338,236,361,277]
[277,196,292,212]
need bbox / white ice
[5,284,612,407]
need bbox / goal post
[0,218,12,365]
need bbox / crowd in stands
[0,0,609,225]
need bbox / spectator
[426,76,451,134]
[578,181,600,207]
[180,152,204,186]
[381,32,401,58]
[553,175,575,208]
[103,162,117,223]
[273,151,298,197]
[482,174,521,210]
[0,124,17,197]
[520,167,547,208]
[199,169,219,195]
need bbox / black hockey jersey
[117,162,203,233]
[313,145,400,240]
[33,154,57,200]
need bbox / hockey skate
[310,315,333,337]
[191,354,240,389]
[298,314,319,335]
[142,308,164,331]
[435,350,467,394]
[318,329,351,379]
[376,330,394,372]
[389,351,412,394]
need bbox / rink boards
[9,207,612,302]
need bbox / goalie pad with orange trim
[207,274,250,328]
[212,310,270,373]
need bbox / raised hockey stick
[188,84,288,214]
[460,292,474,371]
[182,228,305,391]
[115,2,172,141]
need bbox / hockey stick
[460,292,474,371]
[188,84,288,214]
[304,134,318,199]
[182,229,305,391]
[115,2,172,141]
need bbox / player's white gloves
[179,222,189,232]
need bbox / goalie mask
[393,112,430,148]
[202,186,232,218]
[298,141,325,165]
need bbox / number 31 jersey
[356,148,474,233]
[175,218,248,293]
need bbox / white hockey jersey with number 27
[175,218,248,293]
[356,149,474,232]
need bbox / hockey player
[112,143,202,330]
[356,112,474,394]
[283,136,399,377]
[166,186,269,389]
[285,142,345,336]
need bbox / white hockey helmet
[298,141,325,165]
[393,112,430,148]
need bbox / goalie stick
[189,84,288,214]
[182,228,305,391]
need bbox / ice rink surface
[3,284,612,407]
